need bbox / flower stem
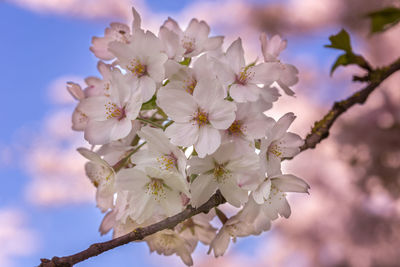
[137,117,164,129]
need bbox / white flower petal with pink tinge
[195,125,221,158]
[219,177,248,207]
[165,122,199,147]
[157,89,197,123]
[85,118,132,145]
[190,174,218,208]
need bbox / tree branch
[301,57,400,152]
[39,57,400,267]
[40,192,226,267]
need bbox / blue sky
[0,1,348,266]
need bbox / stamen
[192,109,209,126]
[213,164,231,183]
[268,143,282,159]
[128,59,147,77]
[145,178,166,201]
[184,78,197,95]
[228,120,245,136]
[105,101,126,120]
[156,153,178,171]
[235,67,255,85]
[182,36,195,54]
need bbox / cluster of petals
[67,6,309,266]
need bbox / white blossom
[260,33,299,96]
[189,143,259,207]
[77,147,115,212]
[109,29,168,102]
[79,69,142,145]
[115,166,189,224]
[157,78,236,158]
[260,112,304,176]
[159,17,223,60]
[213,38,280,102]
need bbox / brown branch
[39,192,226,267]
[39,57,400,267]
[301,57,400,152]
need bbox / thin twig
[39,57,400,267]
[301,57,400,152]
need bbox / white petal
[195,125,221,158]
[138,76,156,102]
[208,100,236,129]
[77,147,110,168]
[226,38,245,74]
[282,132,304,147]
[99,210,116,235]
[115,168,147,193]
[85,119,117,145]
[242,115,272,139]
[266,153,282,177]
[212,59,236,87]
[157,89,197,122]
[272,174,310,193]
[193,79,225,109]
[226,152,259,173]
[165,122,199,147]
[125,89,142,120]
[271,112,296,140]
[211,143,236,165]
[203,36,224,51]
[138,126,171,154]
[160,188,184,216]
[280,64,299,86]
[277,80,295,96]
[67,82,84,100]
[251,62,280,84]
[252,179,271,204]
[229,83,259,103]
[147,54,168,82]
[72,107,88,131]
[188,156,214,175]
[219,177,248,207]
[110,118,133,141]
[79,96,109,120]
[131,6,142,30]
[209,228,230,257]
[190,174,218,208]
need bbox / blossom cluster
[68,7,309,266]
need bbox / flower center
[184,78,197,95]
[105,101,126,120]
[145,178,166,201]
[192,109,209,126]
[213,164,230,183]
[182,36,195,54]
[235,67,254,85]
[157,153,178,171]
[128,59,147,77]
[267,143,282,159]
[228,120,244,136]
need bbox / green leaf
[324,29,352,53]
[330,54,349,75]
[325,29,371,75]
[141,95,157,110]
[367,7,400,34]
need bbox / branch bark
[39,57,400,267]
[40,192,225,267]
[301,57,400,152]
